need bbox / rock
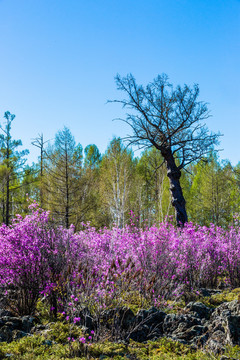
[0,325,13,342]
[135,307,166,326]
[206,337,226,354]
[42,339,53,346]
[192,332,209,347]
[184,302,212,320]
[118,307,135,330]
[212,300,240,317]
[4,317,22,330]
[0,309,14,317]
[205,300,240,354]
[102,307,135,332]
[129,324,150,342]
[163,313,201,335]
[174,325,207,342]
[129,308,166,342]
[199,288,221,297]
[134,307,166,333]
[0,314,36,343]
[31,324,47,334]
[12,330,28,341]
[79,307,94,330]
[22,316,35,332]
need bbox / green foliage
[188,153,237,227]
[1,117,240,229]
[1,333,237,359]
[47,322,84,343]
[0,111,29,224]
[43,127,84,228]
[200,288,240,308]
[84,144,101,169]
[135,148,173,226]
[99,137,136,228]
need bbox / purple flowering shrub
[1,204,240,317]
[0,203,83,315]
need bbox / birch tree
[100,138,135,227]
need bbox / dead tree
[110,74,220,227]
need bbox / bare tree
[110,74,220,226]
[31,133,51,207]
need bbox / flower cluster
[1,205,240,315]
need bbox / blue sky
[0,0,239,164]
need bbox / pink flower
[73,317,80,323]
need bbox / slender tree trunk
[162,148,188,227]
[5,131,10,226]
[65,151,69,229]
[6,176,10,226]
[40,143,43,208]
[2,192,5,223]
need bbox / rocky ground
[1,296,240,357]
[99,297,240,355]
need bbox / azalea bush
[0,203,83,315]
[1,204,240,317]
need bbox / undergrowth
[1,335,240,359]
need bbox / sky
[0,0,239,165]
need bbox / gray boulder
[163,313,201,335]
[205,300,240,354]
[184,302,212,320]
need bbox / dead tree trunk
[162,148,188,227]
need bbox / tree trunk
[6,176,10,226]
[162,148,188,227]
[40,143,43,208]
[65,152,69,229]
[6,132,10,226]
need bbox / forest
[0,110,239,231]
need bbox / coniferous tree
[43,127,84,228]
[0,111,28,225]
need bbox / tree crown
[111,74,220,169]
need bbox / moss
[46,321,84,343]
[0,334,227,360]
[200,288,240,308]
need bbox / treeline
[0,111,239,229]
